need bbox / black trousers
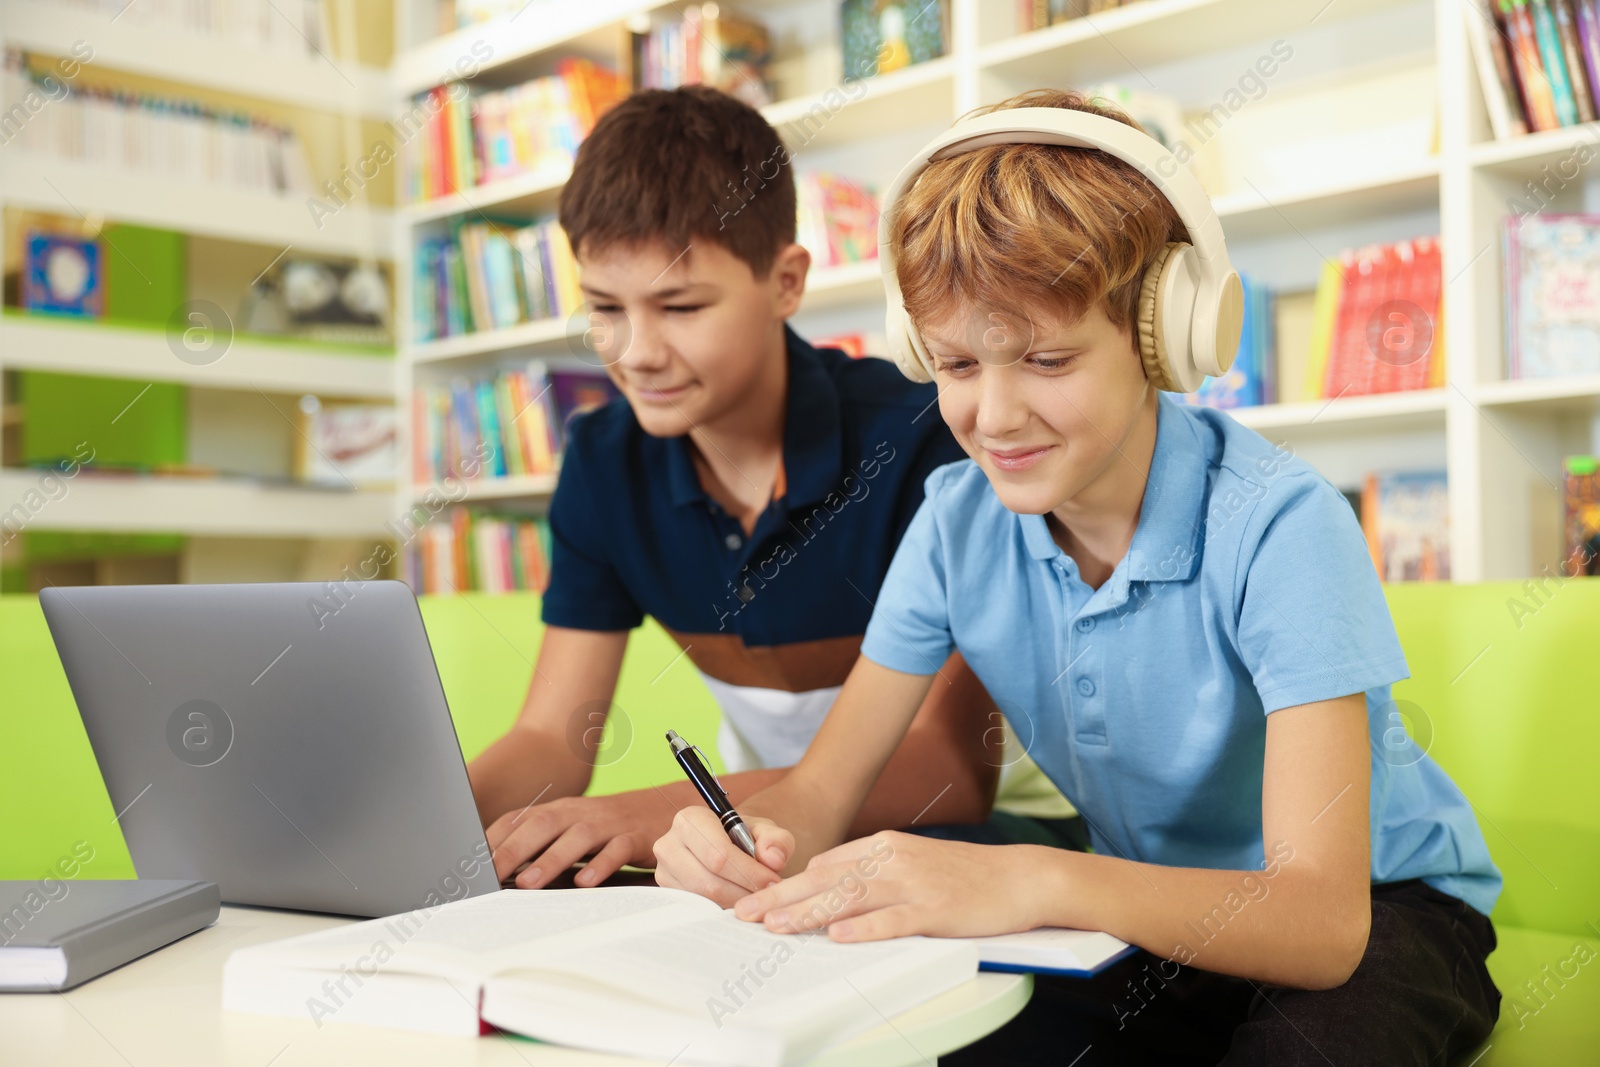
[944,878,1501,1067]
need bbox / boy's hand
[653,808,793,906]
[733,831,1047,943]
[487,791,671,889]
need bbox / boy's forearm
[467,727,593,827]
[844,723,996,837]
[1015,846,1371,990]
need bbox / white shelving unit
[0,3,400,586]
[384,0,1600,583]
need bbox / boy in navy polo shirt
[470,86,1082,890]
[654,90,1502,1065]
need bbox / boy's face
[575,239,808,438]
[920,301,1153,515]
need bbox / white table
[0,904,1032,1066]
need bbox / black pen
[666,729,758,857]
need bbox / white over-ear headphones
[877,106,1244,393]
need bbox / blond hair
[888,88,1190,338]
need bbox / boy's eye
[664,304,705,314]
[936,359,976,376]
[1031,354,1081,371]
[591,304,622,314]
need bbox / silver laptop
[40,580,502,917]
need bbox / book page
[493,909,952,1019]
[233,886,715,981]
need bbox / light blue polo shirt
[860,392,1502,917]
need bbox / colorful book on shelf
[22,232,103,319]
[1503,213,1600,379]
[412,364,560,485]
[796,173,880,270]
[1530,0,1584,126]
[411,511,551,595]
[1465,0,1531,139]
[1361,471,1451,582]
[296,404,398,488]
[1563,455,1600,575]
[1312,236,1444,400]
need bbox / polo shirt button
[737,582,755,603]
[1076,617,1095,632]
[725,533,742,550]
[1076,677,1095,697]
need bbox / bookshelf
[0,0,400,590]
[381,0,1598,586]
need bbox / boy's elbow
[1297,904,1372,990]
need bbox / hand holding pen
[658,729,795,906]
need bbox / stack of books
[796,173,880,269]
[1503,213,1600,379]
[413,218,582,342]
[630,4,773,107]
[406,58,625,201]
[1,51,314,195]
[410,510,552,595]
[1464,0,1600,139]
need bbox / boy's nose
[974,369,1030,439]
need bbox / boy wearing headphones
[653,89,1502,1064]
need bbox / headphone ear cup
[884,300,934,383]
[1136,242,1186,393]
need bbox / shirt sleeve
[539,416,645,632]
[859,468,957,675]
[1235,473,1410,713]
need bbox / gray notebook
[0,879,220,991]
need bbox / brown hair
[558,86,796,277]
[888,88,1189,338]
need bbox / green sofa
[3,583,1596,1062]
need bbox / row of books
[406,59,624,202]
[1016,0,1150,29]
[1504,213,1600,379]
[2,51,314,195]
[1185,274,1276,409]
[411,365,619,485]
[1184,236,1444,410]
[796,173,880,270]
[413,218,582,342]
[1564,456,1600,575]
[58,0,330,58]
[1466,0,1600,138]
[408,510,553,596]
[630,4,774,108]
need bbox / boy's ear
[768,242,810,319]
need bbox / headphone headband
[877,106,1242,391]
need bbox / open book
[224,885,974,1066]
[223,886,1133,1066]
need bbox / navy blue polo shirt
[540,325,964,772]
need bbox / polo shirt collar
[665,325,842,508]
[1017,394,1207,583]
